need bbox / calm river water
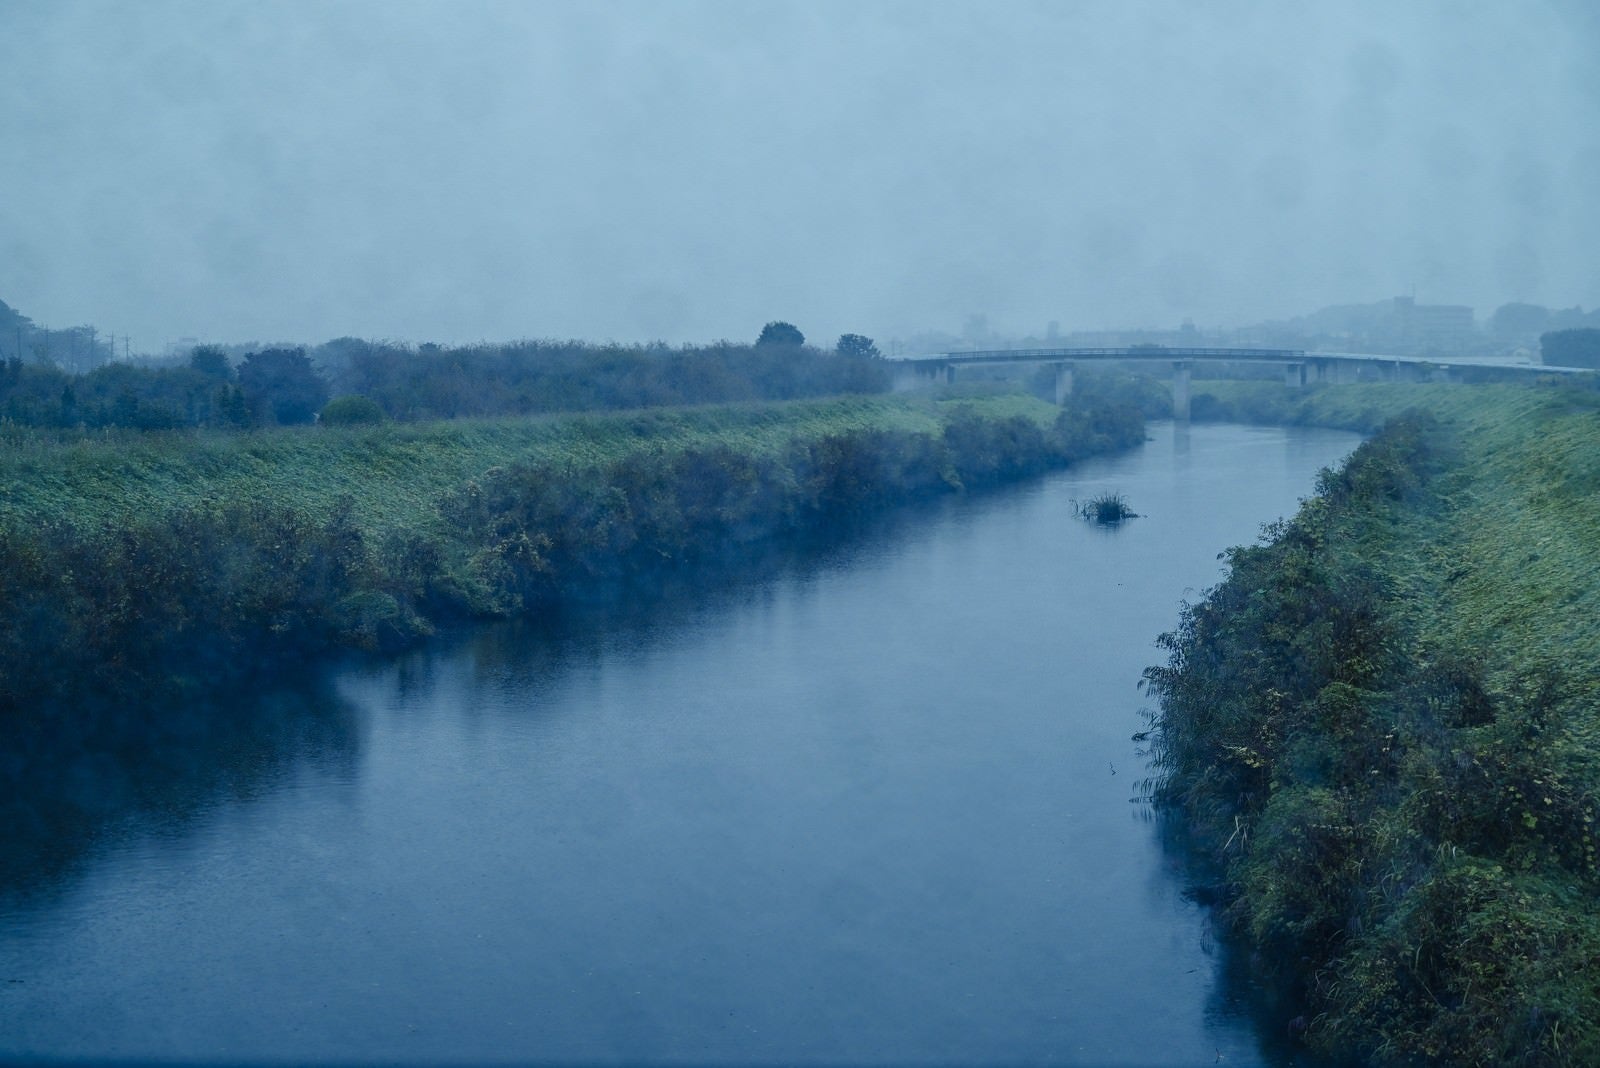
[0,422,1359,1065]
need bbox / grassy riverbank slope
[0,392,1142,726]
[1148,381,1600,1064]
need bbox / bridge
[889,346,1591,418]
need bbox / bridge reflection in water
[889,346,1591,418]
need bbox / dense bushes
[1071,368,1176,418]
[0,500,415,717]
[397,401,1138,617]
[0,397,1143,727]
[1144,407,1600,1065]
[320,394,386,426]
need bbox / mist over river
[0,422,1359,1065]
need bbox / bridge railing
[913,347,1308,363]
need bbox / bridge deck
[896,347,1590,374]
[904,347,1304,364]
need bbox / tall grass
[1073,492,1137,523]
[0,392,1143,723]
[0,396,958,539]
[1147,385,1600,1065]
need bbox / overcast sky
[2,0,1597,351]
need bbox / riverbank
[0,392,1143,727]
[1148,381,1600,1064]
[0,421,1359,1065]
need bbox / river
[0,421,1359,1065]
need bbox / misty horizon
[3,1,1597,352]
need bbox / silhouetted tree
[189,345,233,379]
[1489,303,1550,339]
[238,347,329,425]
[757,321,805,348]
[836,333,880,359]
[1541,328,1600,368]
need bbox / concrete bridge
[889,346,1590,418]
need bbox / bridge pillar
[891,361,960,392]
[889,361,922,393]
[1053,362,1075,405]
[1284,362,1306,388]
[1172,360,1191,421]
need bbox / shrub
[320,395,387,427]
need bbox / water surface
[0,422,1359,1064]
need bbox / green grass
[0,393,1060,540]
[0,387,1115,721]
[1156,380,1600,1064]
[1195,381,1600,678]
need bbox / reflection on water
[0,683,361,908]
[0,500,940,912]
[0,423,1359,1065]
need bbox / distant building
[1393,297,1474,354]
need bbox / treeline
[1,398,1143,727]
[1145,409,1600,1065]
[0,327,891,431]
[0,352,248,430]
[318,334,888,420]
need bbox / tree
[836,333,881,359]
[1489,303,1550,339]
[189,345,233,379]
[238,347,329,425]
[214,384,251,427]
[756,321,805,348]
[1540,328,1600,368]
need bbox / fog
[2,0,1596,351]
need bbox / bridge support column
[1285,362,1306,388]
[1172,360,1191,421]
[1053,362,1075,405]
[890,362,921,393]
[943,363,956,386]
